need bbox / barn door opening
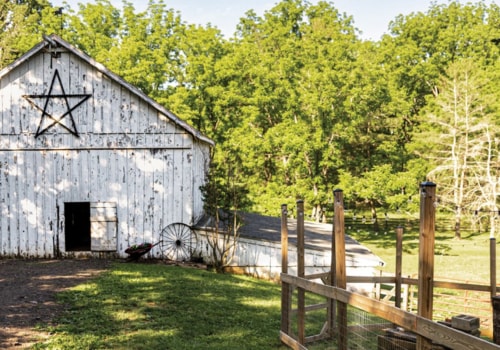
[65,202,117,252]
[65,202,91,251]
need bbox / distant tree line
[2,0,500,238]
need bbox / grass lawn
[33,214,497,349]
[33,263,288,350]
[344,214,497,283]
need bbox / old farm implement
[125,242,160,261]
[125,223,198,262]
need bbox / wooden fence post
[327,197,337,338]
[333,189,347,350]
[281,204,290,335]
[395,226,403,309]
[297,200,305,345]
[493,295,500,344]
[491,235,497,342]
[417,181,436,350]
[491,236,497,300]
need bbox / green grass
[344,214,496,283]
[33,263,288,350]
[345,214,497,335]
[32,214,496,349]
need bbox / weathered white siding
[0,35,212,257]
[0,138,202,257]
[90,202,117,251]
[192,141,211,224]
[195,231,380,293]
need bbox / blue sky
[52,0,495,40]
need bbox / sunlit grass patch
[111,309,145,322]
[33,263,286,350]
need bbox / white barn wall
[0,147,200,257]
[192,141,211,224]
[195,231,381,293]
[0,35,213,258]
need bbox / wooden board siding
[90,202,117,251]
[0,38,211,258]
[192,141,210,224]
[0,147,200,257]
[195,232,379,287]
[0,50,191,146]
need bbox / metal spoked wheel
[160,223,198,262]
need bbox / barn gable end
[0,34,213,258]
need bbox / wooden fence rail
[280,273,500,350]
[280,184,500,349]
[324,271,497,332]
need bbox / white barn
[195,212,385,289]
[0,34,213,258]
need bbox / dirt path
[0,259,111,349]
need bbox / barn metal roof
[195,212,385,268]
[0,34,214,147]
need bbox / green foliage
[33,263,286,349]
[65,0,121,60]
[216,0,369,218]
[338,165,420,217]
[200,148,250,272]
[0,0,60,68]
[5,0,500,222]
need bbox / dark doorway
[65,202,91,251]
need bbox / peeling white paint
[0,37,212,258]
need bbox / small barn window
[90,202,117,251]
[65,202,117,252]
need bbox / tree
[218,0,370,217]
[107,1,185,97]
[467,124,500,237]
[62,0,121,61]
[338,164,419,224]
[380,1,500,181]
[165,23,230,139]
[200,149,250,273]
[426,59,497,238]
[0,0,61,68]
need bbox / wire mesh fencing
[280,274,499,350]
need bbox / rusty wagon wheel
[160,223,198,262]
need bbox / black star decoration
[23,69,91,138]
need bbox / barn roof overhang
[193,212,385,268]
[0,34,215,147]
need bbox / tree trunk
[454,207,462,239]
[454,217,461,239]
[370,204,379,231]
[311,204,323,223]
